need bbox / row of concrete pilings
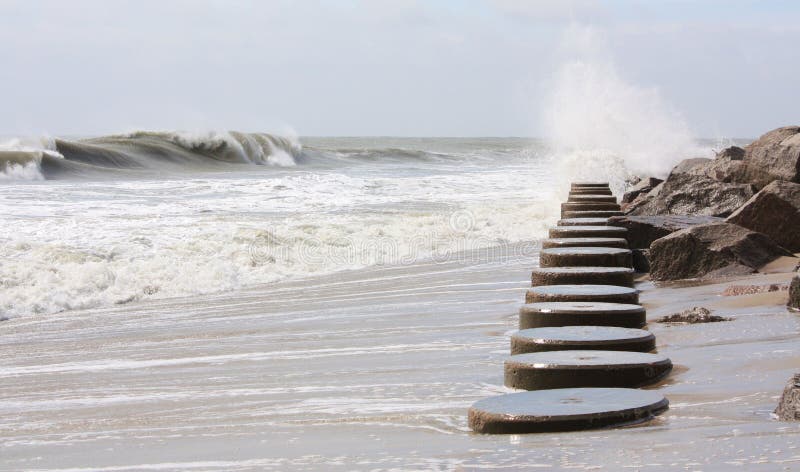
[468,182,671,434]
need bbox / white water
[0,136,62,181]
[545,25,711,194]
[0,138,559,319]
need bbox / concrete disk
[557,218,610,226]
[561,202,622,213]
[531,267,635,287]
[542,238,629,249]
[468,388,668,434]
[571,182,610,189]
[567,195,618,203]
[562,210,624,218]
[504,350,672,390]
[519,301,645,328]
[570,188,613,196]
[540,247,632,268]
[525,284,639,304]
[510,326,655,354]
[549,225,628,239]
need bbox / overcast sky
[1,0,798,138]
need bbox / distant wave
[0,131,501,181]
[1,131,303,180]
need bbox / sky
[0,0,798,138]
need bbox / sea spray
[544,25,709,195]
[0,136,62,181]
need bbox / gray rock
[790,276,800,311]
[626,160,754,217]
[774,373,800,421]
[655,306,730,324]
[631,248,650,273]
[670,157,713,176]
[717,146,745,161]
[738,126,800,189]
[608,214,723,249]
[727,181,800,252]
[704,154,744,183]
[649,222,793,281]
[621,177,663,205]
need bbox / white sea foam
[0,136,62,180]
[0,148,557,318]
[545,25,712,194]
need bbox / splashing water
[544,25,709,194]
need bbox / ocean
[4,133,796,471]
[0,133,567,319]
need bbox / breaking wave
[1,130,303,180]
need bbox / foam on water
[0,139,557,318]
[0,136,63,181]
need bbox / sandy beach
[2,242,798,471]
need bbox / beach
[2,235,799,470]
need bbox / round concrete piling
[567,195,618,203]
[542,237,629,249]
[525,284,639,304]
[562,210,624,218]
[468,388,668,434]
[570,188,613,196]
[557,218,609,226]
[571,182,610,189]
[561,202,621,214]
[519,301,645,328]
[504,350,672,390]
[549,225,627,239]
[540,247,632,268]
[531,267,635,287]
[510,326,656,354]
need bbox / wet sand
[1,243,799,471]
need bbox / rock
[623,181,663,211]
[621,177,663,205]
[631,249,650,273]
[670,157,712,176]
[649,223,793,281]
[774,373,800,421]
[705,155,744,183]
[626,167,754,218]
[739,126,800,188]
[790,276,800,311]
[722,283,787,296]
[608,215,723,249]
[717,146,745,161]
[727,181,800,252]
[655,307,730,324]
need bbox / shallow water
[2,246,799,471]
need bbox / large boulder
[717,146,745,161]
[703,146,746,183]
[775,373,800,421]
[649,222,792,281]
[727,181,800,252]
[790,276,800,311]
[738,126,800,189]
[621,177,663,207]
[626,166,754,217]
[608,215,722,249]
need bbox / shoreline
[2,239,799,470]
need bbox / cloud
[490,0,607,22]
